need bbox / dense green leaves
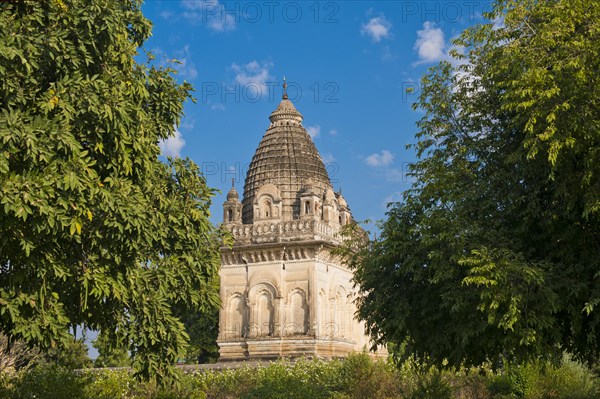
[92,331,129,368]
[0,0,224,382]
[343,0,600,368]
[174,304,220,364]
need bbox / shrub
[526,356,600,399]
[42,339,93,370]
[449,367,492,399]
[196,364,257,398]
[488,374,516,397]
[12,364,87,399]
[82,369,132,399]
[337,352,403,398]
[2,352,599,399]
[408,370,452,399]
[0,334,40,374]
[243,359,335,399]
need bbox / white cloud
[361,15,392,43]
[381,45,396,61]
[181,0,236,32]
[159,128,186,157]
[492,16,505,30]
[321,153,335,164]
[364,150,394,167]
[414,22,448,63]
[173,45,198,80]
[152,46,198,81]
[306,125,321,139]
[160,10,175,20]
[231,60,274,97]
[210,103,226,111]
[179,118,195,130]
[384,192,403,206]
[329,129,338,136]
[384,168,405,182]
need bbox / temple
[217,82,381,360]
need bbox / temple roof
[242,95,333,223]
[268,98,303,124]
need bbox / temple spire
[282,76,288,100]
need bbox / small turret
[223,179,242,224]
[337,192,351,226]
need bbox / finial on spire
[282,76,288,100]
[231,178,235,188]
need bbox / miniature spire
[282,76,288,100]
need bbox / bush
[1,352,598,399]
[42,339,93,370]
[12,364,88,399]
[82,369,132,399]
[195,364,257,398]
[337,352,403,398]
[409,370,452,399]
[526,356,600,399]
[242,358,342,399]
[487,356,600,399]
[0,334,40,374]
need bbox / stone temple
[217,83,378,361]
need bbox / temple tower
[217,83,378,360]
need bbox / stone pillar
[273,296,283,337]
[247,297,256,338]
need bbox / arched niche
[248,282,278,338]
[226,293,247,339]
[253,184,282,221]
[256,290,274,337]
[334,285,348,339]
[288,289,309,335]
[258,196,275,219]
[248,270,279,292]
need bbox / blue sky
[142,0,494,228]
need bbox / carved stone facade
[218,86,382,361]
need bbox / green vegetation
[0,0,225,382]
[2,0,598,393]
[92,330,130,368]
[1,353,598,399]
[341,0,600,368]
[42,338,93,370]
[173,302,220,364]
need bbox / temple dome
[269,98,303,125]
[337,193,348,208]
[242,97,332,223]
[226,186,239,201]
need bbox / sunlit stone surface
[218,86,384,361]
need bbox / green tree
[43,337,93,370]
[92,330,130,368]
[0,0,225,382]
[343,0,600,367]
[174,304,220,364]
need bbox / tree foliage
[43,337,93,370]
[343,0,600,367]
[0,0,225,381]
[92,330,129,368]
[173,303,220,364]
